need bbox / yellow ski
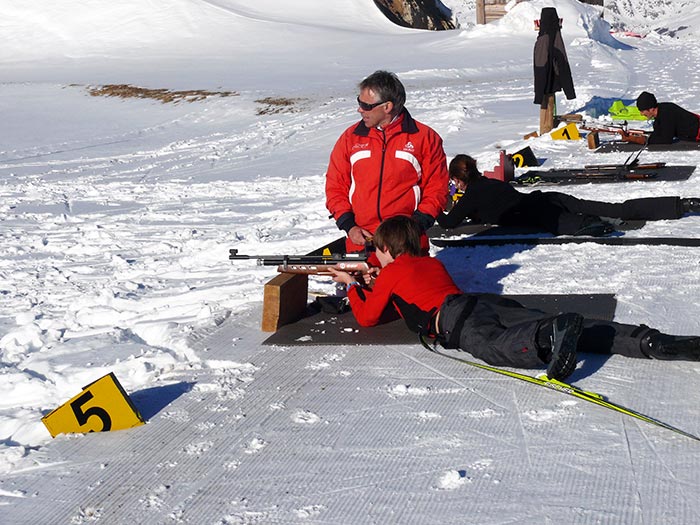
[426,344,700,442]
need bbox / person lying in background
[436,154,700,236]
[330,215,700,381]
[625,91,700,145]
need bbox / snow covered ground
[2,0,700,522]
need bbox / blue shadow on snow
[130,381,195,421]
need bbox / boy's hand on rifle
[362,267,380,287]
[328,267,354,286]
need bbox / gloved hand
[621,131,646,145]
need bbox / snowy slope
[1,0,700,522]
[604,0,700,37]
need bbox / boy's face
[375,246,394,268]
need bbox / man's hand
[348,225,372,246]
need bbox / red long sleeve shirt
[348,254,461,327]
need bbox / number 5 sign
[42,373,145,437]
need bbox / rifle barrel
[228,248,367,265]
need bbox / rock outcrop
[373,0,455,30]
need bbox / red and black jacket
[325,109,448,252]
[347,254,461,330]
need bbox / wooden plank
[587,130,600,149]
[476,0,486,24]
[539,93,556,135]
[261,273,309,332]
[485,5,506,23]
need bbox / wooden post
[261,273,308,332]
[587,131,600,150]
[476,0,486,25]
[539,93,556,135]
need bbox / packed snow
[2,0,700,522]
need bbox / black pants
[438,294,651,369]
[502,192,683,235]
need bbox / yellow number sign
[551,122,581,140]
[42,372,145,437]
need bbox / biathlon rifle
[229,249,371,275]
[581,120,649,144]
[581,144,662,178]
[522,145,661,183]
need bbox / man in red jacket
[330,216,700,381]
[325,70,449,255]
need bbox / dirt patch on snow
[87,84,239,103]
[254,97,304,115]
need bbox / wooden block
[261,272,309,332]
[587,131,600,149]
[260,237,346,332]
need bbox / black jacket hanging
[533,7,576,106]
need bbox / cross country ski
[423,341,700,442]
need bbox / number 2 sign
[42,373,145,437]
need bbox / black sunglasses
[357,96,387,111]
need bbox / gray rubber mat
[431,235,700,247]
[428,220,645,239]
[517,165,695,184]
[262,294,617,346]
[596,140,700,153]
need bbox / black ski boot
[572,216,615,237]
[537,313,583,380]
[682,198,700,214]
[641,330,700,360]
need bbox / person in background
[626,91,700,145]
[325,70,449,257]
[330,215,700,381]
[436,154,700,235]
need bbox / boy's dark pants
[438,294,650,368]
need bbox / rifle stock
[274,261,370,275]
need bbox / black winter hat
[636,91,658,111]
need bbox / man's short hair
[359,70,406,115]
[373,215,421,258]
[636,91,658,111]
